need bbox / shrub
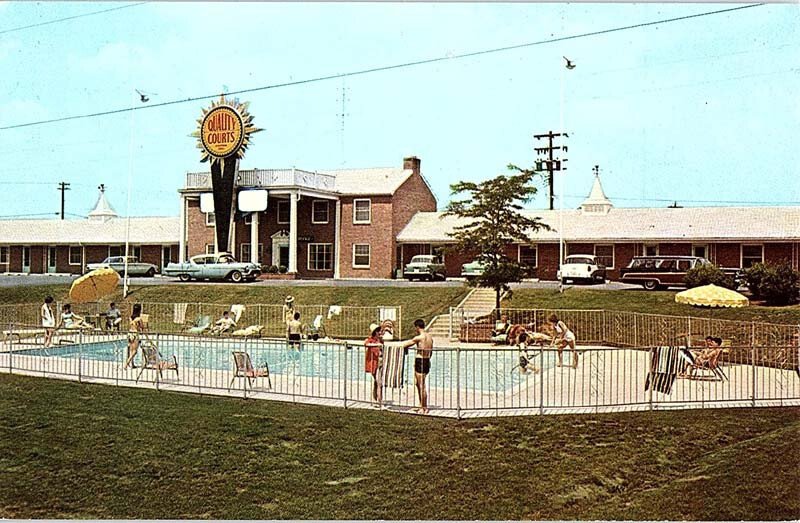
[684,263,735,289]
[742,262,770,299]
[744,261,799,306]
[266,265,279,274]
[278,265,288,274]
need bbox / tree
[444,165,550,313]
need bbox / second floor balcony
[185,168,337,193]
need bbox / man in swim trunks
[402,318,433,414]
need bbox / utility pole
[533,131,568,210]
[57,182,71,220]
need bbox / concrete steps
[428,288,501,342]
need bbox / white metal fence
[2,322,798,417]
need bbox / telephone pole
[57,182,71,220]
[533,131,568,210]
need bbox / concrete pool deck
[3,334,798,417]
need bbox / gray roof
[0,217,179,245]
[396,206,800,243]
[319,167,415,195]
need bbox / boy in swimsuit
[287,311,303,347]
[402,318,433,414]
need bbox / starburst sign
[191,96,262,162]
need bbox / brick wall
[715,243,741,268]
[765,242,792,264]
[339,195,394,278]
[9,246,22,272]
[140,245,162,268]
[85,245,108,264]
[29,246,45,274]
[612,243,638,280]
[391,170,437,269]
[537,243,560,280]
[186,198,215,257]
[658,243,692,256]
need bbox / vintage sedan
[461,259,487,280]
[86,256,158,277]
[164,253,261,283]
[557,255,607,284]
[403,255,446,281]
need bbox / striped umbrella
[675,284,749,308]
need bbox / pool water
[17,337,557,392]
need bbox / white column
[178,195,187,263]
[250,212,259,265]
[288,192,298,274]
[334,199,341,279]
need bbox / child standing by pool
[549,313,578,369]
[41,296,55,348]
[125,304,145,369]
[364,323,384,408]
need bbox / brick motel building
[2,158,799,280]
[397,175,800,280]
[0,187,179,275]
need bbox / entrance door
[279,246,290,269]
[161,246,171,273]
[22,247,31,273]
[47,247,57,273]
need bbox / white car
[557,255,607,284]
[87,256,158,277]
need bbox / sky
[0,1,798,219]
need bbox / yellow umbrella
[675,284,749,308]
[69,268,120,304]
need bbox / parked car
[461,259,487,280]
[557,255,607,284]
[86,256,158,277]
[619,255,741,290]
[403,255,446,281]
[163,252,261,283]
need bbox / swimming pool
[16,335,558,393]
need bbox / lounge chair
[136,341,179,382]
[229,351,271,390]
[676,335,728,381]
[184,315,211,335]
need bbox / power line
[0,2,147,36]
[562,193,800,205]
[0,212,60,219]
[0,3,765,132]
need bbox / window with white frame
[312,200,330,224]
[240,243,264,262]
[277,201,290,224]
[741,244,764,268]
[518,245,538,268]
[432,245,447,262]
[205,212,215,226]
[69,246,82,266]
[308,243,333,271]
[0,246,8,264]
[205,244,215,255]
[643,244,659,257]
[594,244,615,269]
[353,199,371,224]
[692,244,708,260]
[109,245,123,258]
[352,244,370,268]
[129,246,142,260]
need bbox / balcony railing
[185,168,336,192]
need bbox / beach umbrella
[69,268,120,304]
[675,284,749,308]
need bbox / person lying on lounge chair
[209,311,237,335]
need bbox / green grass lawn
[0,374,797,520]
[506,287,800,325]
[0,284,469,338]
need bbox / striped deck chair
[229,351,271,390]
[136,341,179,382]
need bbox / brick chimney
[403,156,421,175]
